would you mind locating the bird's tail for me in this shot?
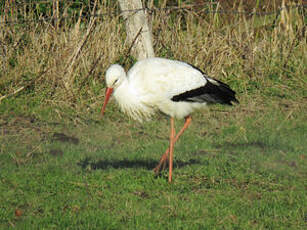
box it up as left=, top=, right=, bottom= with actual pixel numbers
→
left=205, top=78, right=239, bottom=105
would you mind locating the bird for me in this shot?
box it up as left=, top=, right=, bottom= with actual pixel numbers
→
left=101, top=57, right=239, bottom=182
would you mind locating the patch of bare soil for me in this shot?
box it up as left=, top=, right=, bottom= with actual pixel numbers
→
left=0, top=114, right=79, bottom=161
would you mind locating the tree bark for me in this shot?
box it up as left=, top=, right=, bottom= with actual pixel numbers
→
left=118, top=0, right=155, bottom=60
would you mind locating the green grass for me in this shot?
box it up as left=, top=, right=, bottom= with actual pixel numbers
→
left=0, top=1, right=306, bottom=228
left=0, top=95, right=306, bottom=229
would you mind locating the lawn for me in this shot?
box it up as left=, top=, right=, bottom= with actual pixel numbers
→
left=0, top=94, right=306, bottom=229
left=0, top=0, right=306, bottom=229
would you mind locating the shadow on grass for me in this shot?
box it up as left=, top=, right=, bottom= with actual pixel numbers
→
left=214, top=141, right=268, bottom=149
left=214, top=140, right=295, bottom=152
left=78, top=157, right=201, bottom=170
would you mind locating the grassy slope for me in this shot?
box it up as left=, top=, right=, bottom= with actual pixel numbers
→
left=0, top=1, right=306, bottom=229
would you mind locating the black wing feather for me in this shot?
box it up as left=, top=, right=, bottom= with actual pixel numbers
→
left=171, top=64, right=239, bottom=105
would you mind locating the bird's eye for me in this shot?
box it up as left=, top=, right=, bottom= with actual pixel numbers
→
left=114, top=79, right=119, bottom=85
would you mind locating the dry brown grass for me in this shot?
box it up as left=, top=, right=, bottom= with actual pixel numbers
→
left=0, top=0, right=305, bottom=113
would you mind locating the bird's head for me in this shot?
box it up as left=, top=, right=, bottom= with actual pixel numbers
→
left=101, top=64, right=126, bottom=116
left=105, top=64, right=126, bottom=89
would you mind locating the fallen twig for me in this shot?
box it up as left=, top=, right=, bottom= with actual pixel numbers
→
left=0, top=68, right=50, bottom=103
left=0, top=86, right=25, bottom=103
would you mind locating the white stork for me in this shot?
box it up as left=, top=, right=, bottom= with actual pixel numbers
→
left=101, top=57, right=238, bottom=182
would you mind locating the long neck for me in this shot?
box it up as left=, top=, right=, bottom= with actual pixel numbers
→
left=113, top=79, right=153, bottom=122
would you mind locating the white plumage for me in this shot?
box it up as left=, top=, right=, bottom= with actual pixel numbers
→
left=104, top=58, right=226, bottom=120
left=101, top=57, right=238, bottom=182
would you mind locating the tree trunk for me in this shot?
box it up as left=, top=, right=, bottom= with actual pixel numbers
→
left=118, top=0, right=155, bottom=60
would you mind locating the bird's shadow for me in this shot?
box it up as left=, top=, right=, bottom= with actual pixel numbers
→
left=77, top=157, right=201, bottom=171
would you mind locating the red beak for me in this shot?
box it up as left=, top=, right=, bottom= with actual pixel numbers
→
left=101, top=87, right=113, bottom=116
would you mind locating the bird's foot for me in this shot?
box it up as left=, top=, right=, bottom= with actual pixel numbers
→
left=153, top=151, right=169, bottom=175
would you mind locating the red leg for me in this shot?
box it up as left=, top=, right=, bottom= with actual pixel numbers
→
left=168, top=117, right=175, bottom=182
left=153, top=116, right=192, bottom=174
